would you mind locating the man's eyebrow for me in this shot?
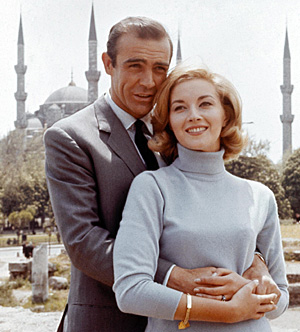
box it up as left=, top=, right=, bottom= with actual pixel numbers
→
left=123, top=58, right=169, bottom=67
left=123, top=58, right=146, bottom=64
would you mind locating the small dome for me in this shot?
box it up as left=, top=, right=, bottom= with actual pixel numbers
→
left=26, top=117, right=43, bottom=129
left=44, top=81, right=87, bottom=105
left=48, top=103, right=61, bottom=110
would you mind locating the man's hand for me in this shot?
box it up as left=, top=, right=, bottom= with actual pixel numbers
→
left=167, top=266, right=248, bottom=300
left=243, top=254, right=281, bottom=304
left=167, top=266, right=218, bottom=294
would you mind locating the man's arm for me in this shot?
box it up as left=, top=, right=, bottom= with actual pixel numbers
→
left=44, top=126, right=115, bottom=286
left=167, top=266, right=249, bottom=300
left=45, top=125, right=173, bottom=287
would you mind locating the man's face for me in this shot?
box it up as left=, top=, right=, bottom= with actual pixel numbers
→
left=103, top=33, right=171, bottom=118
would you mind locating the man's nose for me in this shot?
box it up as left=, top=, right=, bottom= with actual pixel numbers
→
left=140, top=70, right=155, bottom=89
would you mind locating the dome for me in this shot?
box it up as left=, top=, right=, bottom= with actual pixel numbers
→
left=26, top=117, right=43, bottom=129
left=44, top=80, right=87, bottom=105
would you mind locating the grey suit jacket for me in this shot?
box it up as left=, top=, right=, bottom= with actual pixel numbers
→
left=44, top=96, right=172, bottom=332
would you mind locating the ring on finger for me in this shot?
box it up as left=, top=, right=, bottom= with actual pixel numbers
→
left=221, top=295, right=226, bottom=302
left=270, top=300, right=274, bottom=305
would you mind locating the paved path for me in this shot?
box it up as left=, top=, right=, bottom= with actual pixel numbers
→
left=0, top=306, right=62, bottom=332
left=270, top=306, right=300, bottom=332
left=0, top=305, right=299, bottom=332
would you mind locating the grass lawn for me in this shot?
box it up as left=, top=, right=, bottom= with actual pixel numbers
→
left=0, top=233, right=60, bottom=247
left=280, top=223, right=300, bottom=239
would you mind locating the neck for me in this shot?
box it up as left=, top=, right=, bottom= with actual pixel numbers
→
left=172, top=144, right=225, bottom=175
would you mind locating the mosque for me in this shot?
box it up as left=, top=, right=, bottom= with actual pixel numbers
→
left=14, top=4, right=100, bottom=137
left=13, top=5, right=294, bottom=159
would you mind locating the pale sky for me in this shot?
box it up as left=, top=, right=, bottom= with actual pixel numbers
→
left=1, top=0, right=300, bottom=163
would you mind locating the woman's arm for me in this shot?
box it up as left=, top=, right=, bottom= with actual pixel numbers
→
left=174, top=281, right=277, bottom=324
left=113, top=173, right=277, bottom=323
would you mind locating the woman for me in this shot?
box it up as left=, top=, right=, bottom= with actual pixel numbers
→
left=113, top=66, right=288, bottom=331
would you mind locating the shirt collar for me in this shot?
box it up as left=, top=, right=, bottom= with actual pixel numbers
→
left=105, top=90, right=153, bottom=135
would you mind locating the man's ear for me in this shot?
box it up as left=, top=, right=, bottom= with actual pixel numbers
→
left=102, top=52, right=113, bottom=75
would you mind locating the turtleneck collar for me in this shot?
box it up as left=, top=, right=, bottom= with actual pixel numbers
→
left=172, top=144, right=226, bottom=175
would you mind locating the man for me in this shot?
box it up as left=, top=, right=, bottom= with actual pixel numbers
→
left=44, top=17, right=280, bottom=332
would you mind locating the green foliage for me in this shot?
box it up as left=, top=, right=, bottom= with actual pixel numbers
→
left=0, top=278, right=30, bottom=307
left=0, top=284, right=17, bottom=307
left=23, top=290, right=68, bottom=312
left=242, top=137, right=270, bottom=158
left=26, top=205, right=36, bottom=218
left=0, top=129, right=52, bottom=224
left=226, top=154, right=293, bottom=219
left=19, top=210, right=34, bottom=228
left=8, top=209, right=34, bottom=229
left=8, top=211, right=20, bottom=228
left=282, top=148, right=300, bottom=215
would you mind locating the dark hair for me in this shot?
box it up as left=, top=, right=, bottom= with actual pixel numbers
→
left=106, top=16, right=173, bottom=66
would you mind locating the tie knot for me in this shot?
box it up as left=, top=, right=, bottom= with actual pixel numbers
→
left=135, top=119, right=144, bottom=131
left=135, top=119, right=151, bottom=136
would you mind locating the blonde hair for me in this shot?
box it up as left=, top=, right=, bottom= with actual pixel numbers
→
left=149, top=66, right=247, bottom=164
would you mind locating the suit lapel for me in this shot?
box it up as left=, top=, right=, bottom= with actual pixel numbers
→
left=94, top=96, right=146, bottom=176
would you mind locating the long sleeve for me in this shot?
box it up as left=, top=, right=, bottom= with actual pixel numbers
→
left=256, top=189, right=289, bottom=319
left=113, top=172, right=182, bottom=319
left=44, top=126, right=115, bottom=286
left=45, top=122, right=173, bottom=288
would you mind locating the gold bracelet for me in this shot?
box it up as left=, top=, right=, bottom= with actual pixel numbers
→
left=255, top=252, right=267, bottom=267
left=178, top=293, right=192, bottom=330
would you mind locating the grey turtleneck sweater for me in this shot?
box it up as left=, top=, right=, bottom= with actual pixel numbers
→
left=113, top=145, right=289, bottom=332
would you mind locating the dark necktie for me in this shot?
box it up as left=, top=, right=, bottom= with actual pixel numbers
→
left=134, top=119, right=159, bottom=170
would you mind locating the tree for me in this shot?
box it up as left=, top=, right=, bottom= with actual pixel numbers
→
left=0, top=129, right=52, bottom=225
left=8, top=211, right=20, bottom=229
left=226, top=154, right=293, bottom=220
left=282, top=148, right=300, bottom=215
left=242, top=137, right=270, bottom=158
left=18, top=210, right=34, bottom=230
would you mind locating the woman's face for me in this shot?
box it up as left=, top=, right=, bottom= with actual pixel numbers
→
left=169, top=78, right=226, bottom=152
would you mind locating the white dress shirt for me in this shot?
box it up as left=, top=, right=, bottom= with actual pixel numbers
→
left=104, top=91, right=165, bottom=168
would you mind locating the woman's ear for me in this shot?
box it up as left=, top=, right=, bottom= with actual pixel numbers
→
left=222, top=113, right=229, bottom=128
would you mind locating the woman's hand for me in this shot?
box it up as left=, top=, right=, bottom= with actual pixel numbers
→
left=243, top=255, right=281, bottom=304
left=193, top=268, right=249, bottom=301
left=227, top=280, right=277, bottom=323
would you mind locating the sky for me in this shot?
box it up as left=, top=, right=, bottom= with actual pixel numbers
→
left=1, top=0, right=300, bottom=163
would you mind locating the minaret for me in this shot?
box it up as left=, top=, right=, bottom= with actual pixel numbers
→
left=280, top=28, right=294, bottom=157
left=176, top=28, right=182, bottom=64
left=85, top=4, right=100, bottom=103
left=14, top=14, right=27, bottom=129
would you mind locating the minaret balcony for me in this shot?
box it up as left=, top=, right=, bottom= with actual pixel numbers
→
left=14, top=119, right=28, bottom=129
left=280, top=114, right=294, bottom=123
left=85, top=70, right=101, bottom=82
left=280, top=85, right=294, bottom=94
left=14, top=64, right=27, bottom=74
left=14, top=92, right=27, bottom=101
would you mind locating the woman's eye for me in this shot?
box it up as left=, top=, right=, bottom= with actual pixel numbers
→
left=174, top=106, right=185, bottom=111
